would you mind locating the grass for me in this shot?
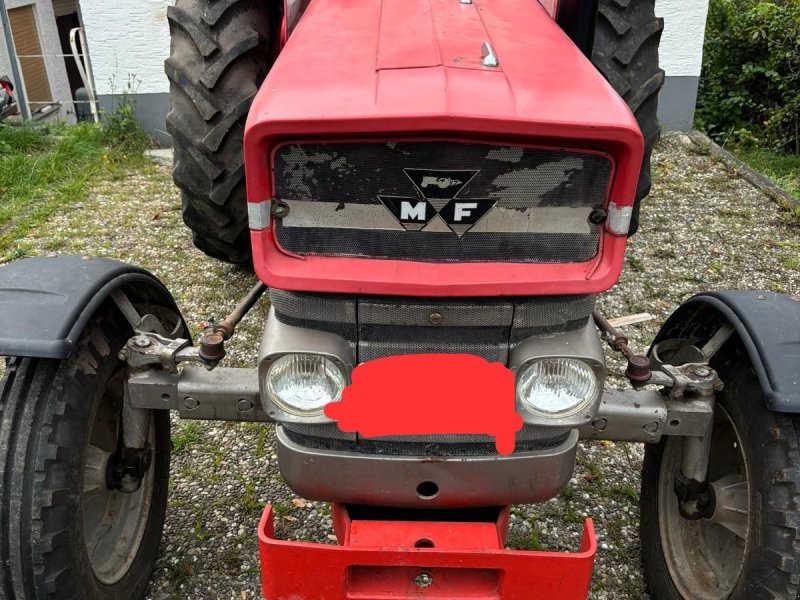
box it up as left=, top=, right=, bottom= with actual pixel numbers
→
left=731, top=147, right=800, bottom=199
left=0, top=118, right=149, bottom=261
left=172, top=422, right=203, bottom=453
left=728, top=146, right=800, bottom=226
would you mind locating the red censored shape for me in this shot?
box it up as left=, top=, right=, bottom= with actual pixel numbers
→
left=324, top=354, right=523, bottom=455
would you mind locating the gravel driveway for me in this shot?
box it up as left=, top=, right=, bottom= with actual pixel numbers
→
left=20, top=132, right=800, bottom=599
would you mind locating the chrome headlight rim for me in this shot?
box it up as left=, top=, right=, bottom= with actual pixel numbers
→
left=516, top=357, right=602, bottom=419
left=265, top=352, right=348, bottom=418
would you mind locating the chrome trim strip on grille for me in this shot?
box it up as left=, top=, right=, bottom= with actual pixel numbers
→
left=280, top=200, right=594, bottom=235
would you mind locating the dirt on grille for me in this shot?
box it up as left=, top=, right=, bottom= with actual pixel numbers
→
left=19, top=131, right=800, bottom=600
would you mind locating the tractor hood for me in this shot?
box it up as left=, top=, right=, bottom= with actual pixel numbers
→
left=244, top=0, right=644, bottom=297
left=246, top=0, right=642, bottom=140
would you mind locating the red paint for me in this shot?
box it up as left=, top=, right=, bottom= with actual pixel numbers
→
left=324, top=354, right=522, bottom=455
left=244, top=0, right=643, bottom=297
left=258, top=503, right=597, bottom=599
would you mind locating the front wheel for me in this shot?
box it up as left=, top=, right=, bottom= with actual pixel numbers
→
left=641, top=341, right=800, bottom=599
left=0, top=308, right=170, bottom=600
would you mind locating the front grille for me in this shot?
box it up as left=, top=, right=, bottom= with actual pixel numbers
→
left=270, top=289, right=595, bottom=364
left=273, top=141, right=612, bottom=263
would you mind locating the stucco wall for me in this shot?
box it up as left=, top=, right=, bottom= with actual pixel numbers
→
left=79, top=0, right=170, bottom=96
left=75, top=0, right=709, bottom=139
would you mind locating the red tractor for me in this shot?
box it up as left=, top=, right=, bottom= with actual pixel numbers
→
left=1, top=1, right=799, bottom=599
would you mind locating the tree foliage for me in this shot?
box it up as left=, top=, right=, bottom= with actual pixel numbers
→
left=696, top=0, right=800, bottom=154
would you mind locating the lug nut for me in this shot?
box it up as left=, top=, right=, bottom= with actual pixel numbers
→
left=184, top=397, right=199, bottom=410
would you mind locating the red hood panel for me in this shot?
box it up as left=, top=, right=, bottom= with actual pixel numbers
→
left=377, top=0, right=498, bottom=71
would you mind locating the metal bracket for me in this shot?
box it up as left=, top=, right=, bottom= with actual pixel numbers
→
left=119, top=331, right=193, bottom=374
left=128, top=366, right=270, bottom=423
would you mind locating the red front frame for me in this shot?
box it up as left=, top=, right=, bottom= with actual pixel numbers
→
left=245, top=0, right=644, bottom=297
left=259, top=504, right=597, bottom=599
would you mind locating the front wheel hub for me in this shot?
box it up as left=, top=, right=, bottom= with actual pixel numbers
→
left=658, top=405, right=751, bottom=599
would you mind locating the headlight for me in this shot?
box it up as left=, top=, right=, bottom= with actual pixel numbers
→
left=266, top=354, right=346, bottom=416
left=517, top=358, right=599, bottom=418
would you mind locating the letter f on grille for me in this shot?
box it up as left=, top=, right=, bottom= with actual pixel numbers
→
left=379, top=169, right=497, bottom=237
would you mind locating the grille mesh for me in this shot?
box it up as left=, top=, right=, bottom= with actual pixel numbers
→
left=269, top=290, right=595, bottom=363
left=282, top=424, right=571, bottom=457
left=273, top=141, right=611, bottom=263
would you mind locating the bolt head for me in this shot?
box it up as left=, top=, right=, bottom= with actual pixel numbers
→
left=414, top=572, right=434, bottom=589
left=183, top=396, right=199, bottom=410
left=692, top=366, right=712, bottom=378
left=644, top=422, right=660, bottom=433
left=429, top=312, right=443, bottom=325
left=592, top=418, right=608, bottom=431
left=133, top=336, right=151, bottom=348
left=237, top=399, right=254, bottom=412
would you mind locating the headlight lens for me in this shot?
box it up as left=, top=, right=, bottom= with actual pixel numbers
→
left=517, top=358, right=598, bottom=417
left=266, top=354, right=345, bottom=416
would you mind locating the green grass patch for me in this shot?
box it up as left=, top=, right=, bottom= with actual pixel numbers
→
left=730, top=147, right=800, bottom=199
left=172, top=422, right=203, bottom=454
left=0, top=120, right=148, bottom=260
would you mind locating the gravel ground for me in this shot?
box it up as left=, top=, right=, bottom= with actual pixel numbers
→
left=17, top=132, right=799, bottom=599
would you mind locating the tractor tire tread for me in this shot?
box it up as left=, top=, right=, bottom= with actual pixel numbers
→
left=167, top=0, right=273, bottom=263
left=0, top=309, right=170, bottom=599
left=592, top=0, right=664, bottom=235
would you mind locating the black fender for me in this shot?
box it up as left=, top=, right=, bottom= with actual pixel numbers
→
left=0, top=256, right=185, bottom=359
left=653, top=291, right=800, bottom=412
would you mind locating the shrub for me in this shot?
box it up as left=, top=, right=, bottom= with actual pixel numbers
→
left=696, top=0, right=800, bottom=154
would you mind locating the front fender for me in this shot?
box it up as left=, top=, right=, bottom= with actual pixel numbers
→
left=0, top=256, right=184, bottom=359
left=653, top=292, right=800, bottom=412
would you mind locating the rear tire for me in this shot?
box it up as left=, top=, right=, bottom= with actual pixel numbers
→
left=641, top=339, right=800, bottom=599
left=166, top=0, right=276, bottom=263
left=592, top=0, right=665, bottom=235
left=0, top=309, right=170, bottom=599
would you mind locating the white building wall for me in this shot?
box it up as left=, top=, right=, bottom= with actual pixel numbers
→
left=657, top=0, right=710, bottom=77
left=79, top=0, right=170, bottom=96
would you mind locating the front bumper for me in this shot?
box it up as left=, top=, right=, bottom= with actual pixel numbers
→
left=259, top=502, right=596, bottom=600
left=276, top=426, right=579, bottom=508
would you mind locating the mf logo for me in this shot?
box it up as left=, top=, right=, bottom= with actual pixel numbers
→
left=379, top=169, right=496, bottom=238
